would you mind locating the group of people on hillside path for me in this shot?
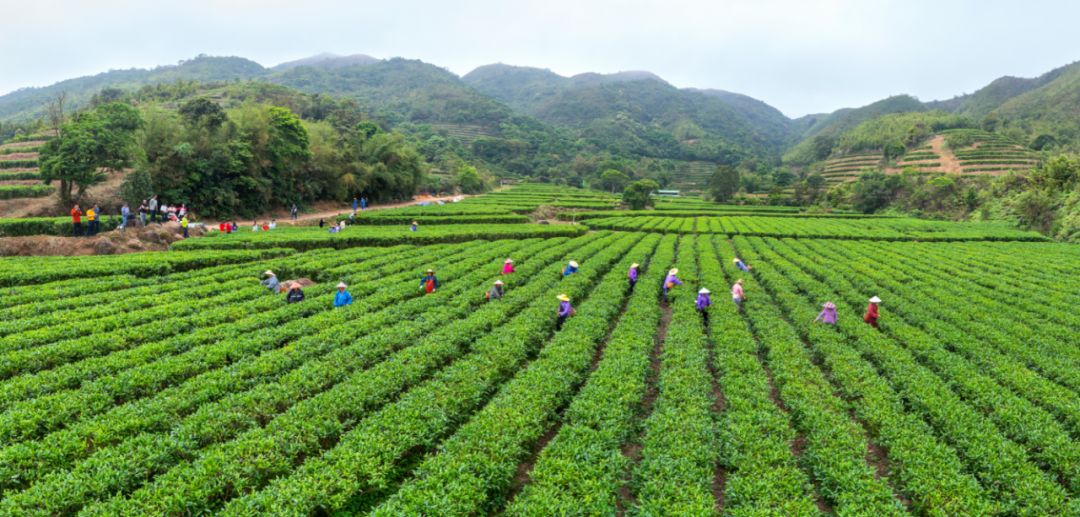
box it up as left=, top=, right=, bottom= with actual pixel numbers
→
left=70, top=196, right=191, bottom=238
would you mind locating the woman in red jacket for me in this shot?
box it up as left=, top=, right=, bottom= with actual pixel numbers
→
left=864, top=296, right=881, bottom=328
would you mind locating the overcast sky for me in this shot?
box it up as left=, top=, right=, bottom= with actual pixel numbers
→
left=2, top=0, right=1078, bottom=118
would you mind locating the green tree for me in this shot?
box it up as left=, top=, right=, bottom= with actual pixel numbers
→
left=117, top=168, right=155, bottom=207
left=178, top=97, right=227, bottom=129
left=812, top=134, right=835, bottom=161
left=600, top=169, right=630, bottom=193
left=622, top=179, right=659, bottom=210
left=39, top=103, right=144, bottom=203
left=1014, top=188, right=1057, bottom=233
left=980, top=111, right=1001, bottom=133
left=454, top=164, right=487, bottom=194
left=708, top=165, right=739, bottom=202
left=965, top=186, right=979, bottom=212
left=883, top=140, right=906, bottom=159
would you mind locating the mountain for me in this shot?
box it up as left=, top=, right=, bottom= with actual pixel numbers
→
left=461, top=63, right=667, bottom=113
left=686, top=88, right=792, bottom=148
left=783, top=95, right=927, bottom=165
left=992, top=61, right=1080, bottom=139
left=954, top=63, right=1075, bottom=121
left=271, top=52, right=381, bottom=72
left=0, top=55, right=267, bottom=121
left=267, top=57, right=515, bottom=127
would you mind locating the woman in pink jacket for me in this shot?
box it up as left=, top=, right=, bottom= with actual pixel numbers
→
left=503, top=259, right=514, bottom=275
left=732, top=279, right=745, bottom=313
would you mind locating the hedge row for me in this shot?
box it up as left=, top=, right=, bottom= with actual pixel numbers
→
left=0, top=185, right=53, bottom=200
left=0, top=171, right=41, bottom=181
left=0, top=216, right=123, bottom=237
left=170, top=224, right=589, bottom=252
left=335, top=214, right=529, bottom=225
left=0, top=159, right=38, bottom=170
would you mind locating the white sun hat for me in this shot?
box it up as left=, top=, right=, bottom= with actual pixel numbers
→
left=732, top=258, right=740, bottom=263
left=264, top=270, right=275, bottom=276
left=505, top=259, right=514, bottom=264
left=668, top=268, right=678, bottom=275
left=494, top=280, right=504, bottom=285
left=631, top=263, right=639, bottom=268
left=869, top=296, right=882, bottom=303
left=336, top=282, right=347, bottom=288
left=557, top=294, right=570, bottom=302
left=569, top=261, right=578, bottom=267
left=699, top=288, right=711, bottom=294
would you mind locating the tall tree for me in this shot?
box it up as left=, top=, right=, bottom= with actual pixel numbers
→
left=622, top=179, right=659, bottom=210
left=600, top=169, right=630, bottom=193
left=38, top=103, right=144, bottom=203
left=708, top=165, right=739, bottom=202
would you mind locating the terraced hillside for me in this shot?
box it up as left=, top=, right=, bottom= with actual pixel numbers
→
left=818, top=131, right=1039, bottom=189
left=670, top=161, right=715, bottom=191
left=0, top=132, right=50, bottom=212
left=428, top=124, right=500, bottom=147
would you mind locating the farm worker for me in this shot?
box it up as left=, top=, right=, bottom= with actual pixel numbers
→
left=732, top=279, right=745, bottom=313
left=864, top=296, right=882, bottom=329
left=503, top=259, right=515, bottom=275
left=349, top=212, right=355, bottom=221
left=411, top=221, right=419, bottom=232
left=71, top=205, right=83, bottom=237
left=696, top=288, right=712, bottom=327
left=138, top=200, right=149, bottom=226
left=286, top=283, right=306, bottom=304
left=487, top=280, right=505, bottom=301
left=361, top=197, right=368, bottom=210
left=86, top=204, right=99, bottom=237
left=663, top=268, right=683, bottom=302
left=252, top=221, right=259, bottom=231
left=319, top=218, right=325, bottom=228
left=181, top=216, right=189, bottom=238
left=421, top=269, right=438, bottom=294
left=563, top=261, right=578, bottom=277
left=261, top=271, right=281, bottom=293
left=231, top=221, right=238, bottom=232
left=179, top=204, right=187, bottom=219
left=814, top=302, right=838, bottom=325
left=291, top=204, right=298, bottom=220
left=353, top=198, right=358, bottom=212
left=219, top=222, right=227, bottom=233
left=226, top=223, right=233, bottom=235
left=334, top=282, right=353, bottom=308
left=556, top=294, right=573, bottom=331
left=149, top=196, right=159, bottom=224
left=269, top=219, right=276, bottom=229
left=262, top=222, right=269, bottom=231
left=628, top=263, right=639, bottom=293
left=733, top=258, right=751, bottom=272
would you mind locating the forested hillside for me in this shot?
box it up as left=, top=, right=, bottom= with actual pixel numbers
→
left=0, top=56, right=266, bottom=122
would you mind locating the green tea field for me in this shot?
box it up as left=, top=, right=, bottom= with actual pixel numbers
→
left=1, top=188, right=1079, bottom=516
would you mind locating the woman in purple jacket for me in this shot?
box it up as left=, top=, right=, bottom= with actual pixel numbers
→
left=663, top=268, right=683, bottom=302
left=814, top=302, right=838, bottom=326
left=628, top=263, right=639, bottom=293
left=696, top=288, right=712, bottom=327
left=556, top=294, right=572, bottom=330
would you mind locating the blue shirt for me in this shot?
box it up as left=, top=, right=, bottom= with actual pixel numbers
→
left=411, top=225, right=418, bottom=231
left=421, top=275, right=438, bottom=289
left=334, top=290, right=353, bottom=307
left=353, top=201, right=358, bottom=210
left=564, top=265, right=577, bottom=277
left=736, top=260, right=750, bottom=272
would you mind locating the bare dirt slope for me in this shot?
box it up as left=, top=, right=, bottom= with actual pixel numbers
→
left=0, top=221, right=202, bottom=257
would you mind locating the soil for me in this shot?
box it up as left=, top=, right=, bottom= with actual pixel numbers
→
left=0, top=220, right=201, bottom=257
left=0, top=141, right=44, bottom=150
left=0, top=152, right=38, bottom=161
